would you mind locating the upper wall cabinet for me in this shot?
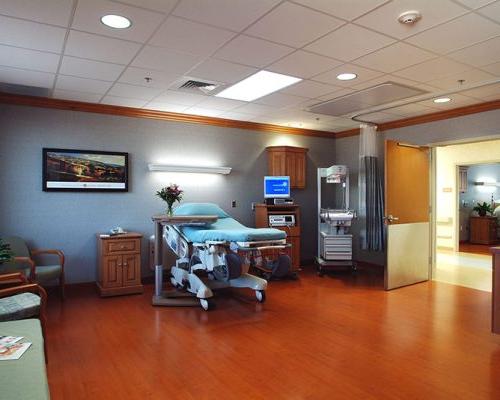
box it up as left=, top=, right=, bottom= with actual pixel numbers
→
left=266, top=146, right=308, bottom=189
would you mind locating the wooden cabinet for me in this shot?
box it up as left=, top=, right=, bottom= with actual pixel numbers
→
left=470, top=216, right=498, bottom=245
left=255, top=204, right=301, bottom=270
left=97, top=233, right=143, bottom=296
left=266, top=146, right=308, bottom=189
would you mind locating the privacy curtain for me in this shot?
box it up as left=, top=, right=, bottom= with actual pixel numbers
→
left=358, top=124, right=385, bottom=251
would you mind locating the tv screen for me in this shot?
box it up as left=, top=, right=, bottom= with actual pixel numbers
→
left=264, top=176, right=290, bottom=198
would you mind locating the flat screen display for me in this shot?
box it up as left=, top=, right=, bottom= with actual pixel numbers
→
left=264, top=176, right=290, bottom=198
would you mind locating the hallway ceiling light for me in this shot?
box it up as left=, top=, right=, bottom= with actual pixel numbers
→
left=336, top=73, right=357, bottom=81
left=433, top=97, right=451, bottom=103
left=101, top=14, right=132, bottom=29
left=216, top=70, right=301, bottom=102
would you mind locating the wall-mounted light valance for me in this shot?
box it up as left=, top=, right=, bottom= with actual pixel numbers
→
left=148, top=164, right=232, bottom=175
left=474, top=181, right=500, bottom=187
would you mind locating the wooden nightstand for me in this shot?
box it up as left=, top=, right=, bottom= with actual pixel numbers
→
left=97, top=233, right=143, bottom=297
left=470, top=216, right=498, bottom=245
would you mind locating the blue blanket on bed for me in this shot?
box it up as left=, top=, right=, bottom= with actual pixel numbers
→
left=173, top=203, right=285, bottom=243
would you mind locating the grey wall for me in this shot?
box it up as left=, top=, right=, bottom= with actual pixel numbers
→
left=334, top=109, right=500, bottom=265
left=0, top=104, right=336, bottom=283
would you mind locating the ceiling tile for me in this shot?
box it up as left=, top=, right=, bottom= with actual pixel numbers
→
left=101, top=95, right=148, bottom=107
left=72, top=0, right=165, bottom=43
left=183, top=106, right=224, bottom=117
left=107, top=82, right=164, bottom=100
left=481, top=61, right=500, bottom=76
left=387, top=102, right=435, bottom=117
left=313, top=63, right=384, bottom=86
left=477, top=0, right=500, bottom=21
left=172, top=0, right=281, bottom=31
left=188, top=59, right=257, bottom=84
left=55, top=75, right=113, bottom=94
left=355, top=0, right=468, bottom=39
left=149, top=17, right=235, bottom=56
left=292, top=0, right=389, bottom=21
left=268, top=50, right=342, bottom=79
left=317, top=88, right=355, bottom=100
left=305, top=24, right=395, bottom=62
left=52, top=89, right=103, bottom=103
left=0, top=0, right=73, bottom=26
left=426, top=68, right=495, bottom=90
left=447, top=36, right=500, bottom=67
left=0, top=45, right=60, bottom=73
left=417, top=93, right=480, bottom=109
left=350, top=74, right=424, bottom=91
left=194, top=97, right=246, bottom=111
left=118, top=66, right=178, bottom=88
left=0, top=15, right=66, bottom=53
left=353, top=42, right=436, bottom=73
left=214, top=35, right=294, bottom=68
left=154, top=90, right=207, bottom=106
left=65, top=30, right=141, bottom=64
left=406, top=13, right=500, bottom=54
left=116, top=0, right=178, bottom=13
left=255, top=92, right=308, bottom=107
left=60, top=56, right=125, bottom=81
left=219, top=111, right=257, bottom=120
left=454, top=0, right=497, bottom=9
left=234, top=103, right=277, bottom=115
left=145, top=101, right=189, bottom=112
left=458, top=82, right=500, bottom=99
left=281, top=79, right=340, bottom=98
left=393, top=58, right=471, bottom=82
left=245, top=2, right=344, bottom=48
left=360, top=111, right=401, bottom=123
left=0, top=65, right=55, bottom=88
left=131, top=45, right=202, bottom=73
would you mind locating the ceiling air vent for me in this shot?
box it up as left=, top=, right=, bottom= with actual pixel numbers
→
left=309, top=82, right=427, bottom=117
left=175, top=77, right=221, bottom=95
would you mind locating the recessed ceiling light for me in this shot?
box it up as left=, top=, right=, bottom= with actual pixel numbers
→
left=336, top=73, right=357, bottom=81
left=215, top=70, right=301, bottom=102
left=101, top=14, right=132, bottom=29
left=433, top=97, right=451, bottom=103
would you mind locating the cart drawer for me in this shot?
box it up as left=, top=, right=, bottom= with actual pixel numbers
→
left=322, top=237, right=352, bottom=246
left=324, top=244, right=352, bottom=253
left=324, top=252, right=352, bottom=260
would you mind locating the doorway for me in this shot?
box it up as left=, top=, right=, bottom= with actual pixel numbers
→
left=433, top=140, right=500, bottom=292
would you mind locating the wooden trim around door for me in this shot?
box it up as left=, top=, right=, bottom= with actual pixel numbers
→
left=0, top=92, right=335, bottom=138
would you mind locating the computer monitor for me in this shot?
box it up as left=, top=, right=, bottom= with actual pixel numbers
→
left=264, top=176, right=290, bottom=198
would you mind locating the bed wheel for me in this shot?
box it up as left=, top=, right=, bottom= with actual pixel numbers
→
left=200, top=298, right=215, bottom=311
left=255, top=290, right=266, bottom=303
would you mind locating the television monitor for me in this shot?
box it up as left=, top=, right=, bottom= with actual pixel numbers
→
left=264, top=176, right=290, bottom=198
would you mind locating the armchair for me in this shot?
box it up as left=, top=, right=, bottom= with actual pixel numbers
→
left=1, top=236, right=65, bottom=299
left=0, top=272, right=48, bottom=358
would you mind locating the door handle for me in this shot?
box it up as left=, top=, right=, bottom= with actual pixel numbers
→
left=384, top=215, right=399, bottom=223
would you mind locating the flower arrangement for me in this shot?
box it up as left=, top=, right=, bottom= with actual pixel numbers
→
left=473, top=201, right=493, bottom=217
left=0, top=238, right=13, bottom=264
left=156, top=184, right=183, bottom=216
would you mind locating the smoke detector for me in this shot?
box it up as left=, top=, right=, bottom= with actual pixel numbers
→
left=398, top=11, right=422, bottom=25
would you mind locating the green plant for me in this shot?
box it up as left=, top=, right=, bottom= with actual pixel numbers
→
left=156, top=184, right=183, bottom=215
left=0, top=238, right=13, bottom=264
left=473, top=202, right=493, bottom=217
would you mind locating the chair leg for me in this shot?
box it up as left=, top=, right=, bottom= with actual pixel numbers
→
left=59, top=273, right=65, bottom=301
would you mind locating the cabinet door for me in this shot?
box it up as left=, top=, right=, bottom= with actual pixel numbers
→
left=286, top=153, right=296, bottom=187
left=294, top=152, right=306, bottom=189
left=286, top=236, right=301, bottom=270
left=102, top=255, right=122, bottom=288
left=122, top=254, right=141, bottom=286
left=269, top=151, right=287, bottom=176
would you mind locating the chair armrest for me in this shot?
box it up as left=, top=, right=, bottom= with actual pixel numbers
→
left=31, top=249, right=65, bottom=270
left=0, top=272, right=28, bottom=283
left=13, top=257, right=36, bottom=280
left=0, top=284, right=47, bottom=322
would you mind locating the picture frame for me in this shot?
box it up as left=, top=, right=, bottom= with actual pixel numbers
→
left=42, top=148, right=129, bottom=192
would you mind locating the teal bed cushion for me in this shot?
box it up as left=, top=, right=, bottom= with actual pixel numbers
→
left=179, top=217, right=286, bottom=243
left=174, top=203, right=230, bottom=218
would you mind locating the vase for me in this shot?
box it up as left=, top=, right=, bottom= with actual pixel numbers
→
left=166, top=204, right=174, bottom=216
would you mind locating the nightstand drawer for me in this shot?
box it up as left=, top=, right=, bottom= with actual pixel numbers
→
left=105, top=239, right=139, bottom=254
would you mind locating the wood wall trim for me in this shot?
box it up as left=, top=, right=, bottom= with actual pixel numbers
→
left=334, top=99, right=500, bottom=138
left=0, top=92, right=336, bottom=138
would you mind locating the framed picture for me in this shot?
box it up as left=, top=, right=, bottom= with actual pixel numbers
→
left=42, top=148, right=128, bottom=192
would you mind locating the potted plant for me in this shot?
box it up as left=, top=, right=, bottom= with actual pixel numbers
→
left=473, top=201, right=493, bottom=217
left=0, top=238, right=13, bottom=264
left=156, top=184, right=184, bottom=216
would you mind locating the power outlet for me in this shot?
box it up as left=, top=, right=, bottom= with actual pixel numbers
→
left=251, top=202, right=256, bottom=211
left=231, top=200, right=237, bottom=208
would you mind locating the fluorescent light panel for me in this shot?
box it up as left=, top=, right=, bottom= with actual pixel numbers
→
left=215, top=70, right=301, bottom=102
left=148, top=164, right=232, bottom=175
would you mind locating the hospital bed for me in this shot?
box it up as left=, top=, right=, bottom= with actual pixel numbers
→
left=152, top=203, right=291, bottom=310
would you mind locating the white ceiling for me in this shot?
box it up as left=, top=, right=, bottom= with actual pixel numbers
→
left=0, top=0, right=499, bottom=132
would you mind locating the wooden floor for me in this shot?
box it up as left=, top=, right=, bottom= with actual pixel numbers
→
left=45, top=269, right=500, bottom=400
left=459, top=242, right=496, bottom=256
